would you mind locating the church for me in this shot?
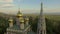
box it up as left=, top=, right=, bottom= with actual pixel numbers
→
left=6, top=9, right=31, bottom=34
left=6, top=2, right=46, bottom=34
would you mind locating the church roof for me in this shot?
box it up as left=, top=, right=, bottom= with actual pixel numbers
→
left=7, top=25, right=31, bottom=34
left=7, top=24, right=30, bottom=30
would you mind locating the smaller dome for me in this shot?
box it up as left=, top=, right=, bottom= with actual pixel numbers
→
left=20, top=19, right=24, bottom=23
left=20, top=20, right=24, bottom=23
left=8, top=17, right=13, bottom=22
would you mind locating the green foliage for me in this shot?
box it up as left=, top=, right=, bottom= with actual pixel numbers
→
left=31, top=17, right=38, bottom=32
left=29, top=16, right=33, bottom=25
left=57, top=21, right=60, bottom=34
left=45, top=18, right=54, bottom=34
left=0, top=17, right=8, bottom=34
left=45, top=17, right=60, bottom=34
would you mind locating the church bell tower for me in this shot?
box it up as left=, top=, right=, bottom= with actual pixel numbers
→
left=37, top=2, right=46, bottom=34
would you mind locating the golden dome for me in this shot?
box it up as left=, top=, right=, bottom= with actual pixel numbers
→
left=17, top=10, right=23, bottom=17
left=19, top=17, right=23, bottom=20
left=17, top=14, right=23, bottom=17
left=25, top=18, right=29, bottom=21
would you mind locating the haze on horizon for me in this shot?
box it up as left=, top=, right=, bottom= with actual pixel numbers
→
left=0, top=0, right=60, bottom=14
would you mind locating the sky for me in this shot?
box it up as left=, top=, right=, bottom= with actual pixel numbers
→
left=0, top=0, right=60, bottom=14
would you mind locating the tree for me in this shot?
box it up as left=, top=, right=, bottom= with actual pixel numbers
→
left=0, top=16, right=8, bottom=34
left=29, top=16, right=33, bottom=25
left=31, top=16, right=38, bottom=32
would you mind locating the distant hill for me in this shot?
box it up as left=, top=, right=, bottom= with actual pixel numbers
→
left=0, top=12, right=14, bottom=19
left=0, top=12, right=60, bottom=19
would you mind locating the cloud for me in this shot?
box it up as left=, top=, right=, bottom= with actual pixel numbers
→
left=0, top=0, right=13, bottom=3
left=0, top=4, right=15, bottom=8
left=4, top=0, right=13, bottom=2
left=0, top=0, right=15, bottom=8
